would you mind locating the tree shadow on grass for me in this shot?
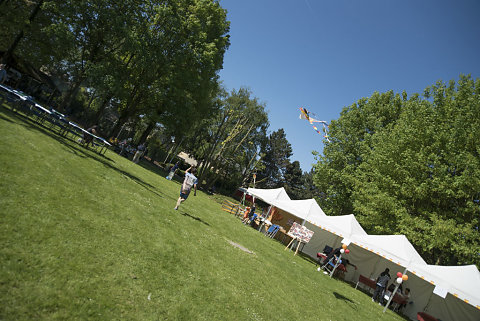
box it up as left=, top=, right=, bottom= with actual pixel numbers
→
left=1, top=106, right=167, bottom=199
left=0, top=112, right=14, bottom=123
left=137, top=160, right=167, bottom=177
left=182, top=212, right=210, bottom=226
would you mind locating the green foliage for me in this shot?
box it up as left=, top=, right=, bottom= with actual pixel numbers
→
left=185, top=87, right=269, bottom=192
left=284, top=161, right=303, bottom=200
left=257, top=128, right=293, bottom=188
left=0, top=0, right=230, bottom=138
left=314, top=75, right=480, bottom=266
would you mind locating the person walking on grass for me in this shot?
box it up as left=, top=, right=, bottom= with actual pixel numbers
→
left=174, top=166, right=198, bottom=210
left=166, top=161, right=179, bottom=180
left=372, top=268, right=391, bottom=305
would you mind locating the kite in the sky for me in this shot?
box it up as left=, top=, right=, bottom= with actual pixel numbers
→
left=299, top=107, right=330, bottom=142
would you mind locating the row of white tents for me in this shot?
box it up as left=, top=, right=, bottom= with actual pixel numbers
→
left=246, top=187, right=480, bottom=321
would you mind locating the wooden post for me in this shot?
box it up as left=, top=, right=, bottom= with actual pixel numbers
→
left=284, top=238, right=295, bottom=251
left=294, top=240, right=302, bottom=256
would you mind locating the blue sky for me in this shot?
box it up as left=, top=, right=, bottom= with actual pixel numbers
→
left=218, top=0, right=480, bottom=172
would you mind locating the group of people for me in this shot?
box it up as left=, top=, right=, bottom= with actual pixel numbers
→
left=114, top=138, right=147, bottom=163
left=318, top=250, right=411, bottom=313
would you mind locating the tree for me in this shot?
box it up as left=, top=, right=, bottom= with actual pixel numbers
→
left=313, top=90, right=403, bottom=216
left=185, top=87, right=268, bottom=191
left=353, top=76, right=480, bottom=266
left=284, top=161, right=303, bottom=200
left=314, top=75, right=480, bottom=266
left=0, top=0, right=45, bottom=65
left=257, top=128, right=293, bottom=189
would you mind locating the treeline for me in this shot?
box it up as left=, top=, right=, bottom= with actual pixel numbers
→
left=314, top=75, right=480, bottom=267
left=0, top=0, right=316, bottom=196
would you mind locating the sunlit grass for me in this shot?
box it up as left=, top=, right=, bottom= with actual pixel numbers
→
left=0, top=106, right=406, bottom=320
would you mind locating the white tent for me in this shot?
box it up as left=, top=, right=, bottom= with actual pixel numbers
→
left=406, top=263, right=480, bottom=321
left=301, top=215, right=368, bottom=261
left=265, top=198, right=327, bottom=222
left=349, top=234, right=427, bottom=268
left=343, top=235, right=480, bottom=321
left=246, top=187, right=291, bottom=203
left=243, top=188, right=480, bottom=320
left=308, top=214, right=367, bottom=239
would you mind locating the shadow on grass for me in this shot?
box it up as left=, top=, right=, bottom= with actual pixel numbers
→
left=137, top=160, right=167, bottom=177
left=0, top=112, right=14, bottom=123
left=333, top=291, right=356, bottom=305
left=182, top=212, right=210, bottom=226
left=297, top=251, right=320, bottom=266
left=1, top=106, right=168, bottom=199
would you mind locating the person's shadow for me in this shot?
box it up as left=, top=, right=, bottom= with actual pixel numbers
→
left=181, top=212, right=210, bottom=226
left=333, top=291, right=357, bottom=309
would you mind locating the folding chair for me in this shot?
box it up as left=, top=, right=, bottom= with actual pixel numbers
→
left=266, top=224, right=280, bottom=238
left=322, top=256, right=337, bottom=272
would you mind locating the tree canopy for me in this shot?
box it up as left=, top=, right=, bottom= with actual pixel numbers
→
left=314, top=75, right=480, bottom=266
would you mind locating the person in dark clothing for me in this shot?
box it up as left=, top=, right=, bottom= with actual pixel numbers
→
left=83, top=125, right=98, bottom=148
left=166, top=161, right=179, bottom=180
left=372, top=268, right=391, bottom=305
left=321, top=247, right=341, bottom=266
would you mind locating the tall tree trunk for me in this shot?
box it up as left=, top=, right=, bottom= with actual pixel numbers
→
left=137, top=121, right=155, bottom=145
left=240, top=151, right=259, bottom=186
left=198, top=113, right=229, bottom=178
left=60, top=78, right=84, bottom=113
left=108, top=84, right=141, bottom=137
left=94, top=94, right=113, bottom=123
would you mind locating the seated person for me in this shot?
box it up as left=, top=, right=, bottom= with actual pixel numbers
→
left=241, top=207, right=251, bottom=224
left=388, top=282, right=403, bottom=294
left=321, top=246, right=341, bottom=266
left=398, top=288, right=411, bottom=312
left=317, top=245, right=332, bottom=265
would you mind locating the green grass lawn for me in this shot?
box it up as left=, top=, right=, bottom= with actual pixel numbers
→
left=0, top=105, right=407, bottom=320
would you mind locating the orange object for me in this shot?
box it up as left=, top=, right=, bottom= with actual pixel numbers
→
left=243, top=207, right=250, bottom=219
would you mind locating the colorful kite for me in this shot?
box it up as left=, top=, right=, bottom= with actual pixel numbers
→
left=299, top=107, right=330, bottom=142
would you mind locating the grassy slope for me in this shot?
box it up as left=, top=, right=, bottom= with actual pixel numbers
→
left=0, top=106, right=405, bottom=321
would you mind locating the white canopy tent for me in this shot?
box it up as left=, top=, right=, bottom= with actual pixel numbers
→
left=265, top=198, right=327, bottom=222
left=246, top=187, right=291, bottom=203
left=349, top=234, right=427, bottom=268
left=344, top=234, right=480, bottom=321
left=406, top=263, right=480, bottom=321
left=308, top=214, right=367, bottom=239
left=301, top=214, right=368, bottom=261
left=242, top=188, right=480, bottom=320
